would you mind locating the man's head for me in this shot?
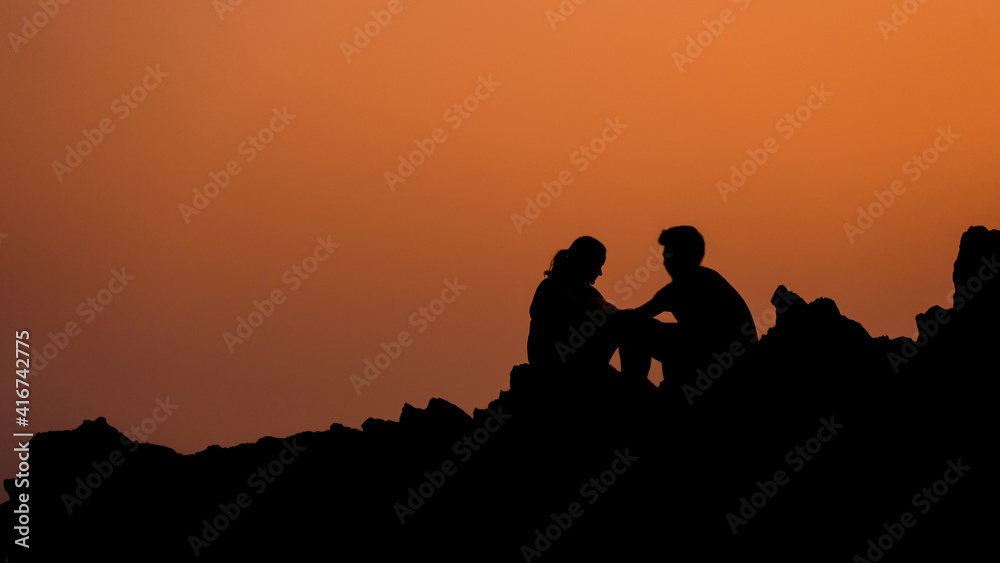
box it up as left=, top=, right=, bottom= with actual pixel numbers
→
left=658, top=226, right=704, bottom=278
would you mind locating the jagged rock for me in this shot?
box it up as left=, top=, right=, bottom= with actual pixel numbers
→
left=399, top=398, right=472, bottom=431
left=2, top=226, right=995, bottom=563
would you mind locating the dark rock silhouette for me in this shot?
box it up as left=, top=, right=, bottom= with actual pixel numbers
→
left=3, top=227, right=996, bottom=562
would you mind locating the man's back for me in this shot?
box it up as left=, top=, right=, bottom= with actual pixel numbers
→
left=651, top=266, right=756, bottom=345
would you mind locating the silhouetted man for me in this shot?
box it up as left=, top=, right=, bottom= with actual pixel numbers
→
left=621, top=226, right=756, bottom=386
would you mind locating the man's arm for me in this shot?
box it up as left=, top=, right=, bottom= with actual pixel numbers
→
left=632, top=299, right=661, bottom=317
left=632, top=285, right=671, bottom=317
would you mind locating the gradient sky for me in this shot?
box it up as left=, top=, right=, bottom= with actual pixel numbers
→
left=2, top=0, right=999, bottom=500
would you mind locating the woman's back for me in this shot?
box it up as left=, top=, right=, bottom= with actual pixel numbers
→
left=527, top=273, right=616, bottom=370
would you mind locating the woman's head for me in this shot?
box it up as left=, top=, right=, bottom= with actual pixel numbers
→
left=546, top=236, right=606, bottom=284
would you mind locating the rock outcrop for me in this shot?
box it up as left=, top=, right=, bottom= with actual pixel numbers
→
left=3, top=227, right=996, bottom=563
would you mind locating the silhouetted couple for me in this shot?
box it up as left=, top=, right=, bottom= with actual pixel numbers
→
left=527, top=227, right=757, bottom=389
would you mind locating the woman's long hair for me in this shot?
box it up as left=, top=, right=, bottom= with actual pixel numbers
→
left=545, top=236, right=606, bottom=277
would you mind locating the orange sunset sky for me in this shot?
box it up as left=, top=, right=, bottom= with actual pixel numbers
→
left=1, top=0, right=999, bottom=500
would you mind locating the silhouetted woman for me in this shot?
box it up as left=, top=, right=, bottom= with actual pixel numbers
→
left=527, top=236, right=621, bottom=373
